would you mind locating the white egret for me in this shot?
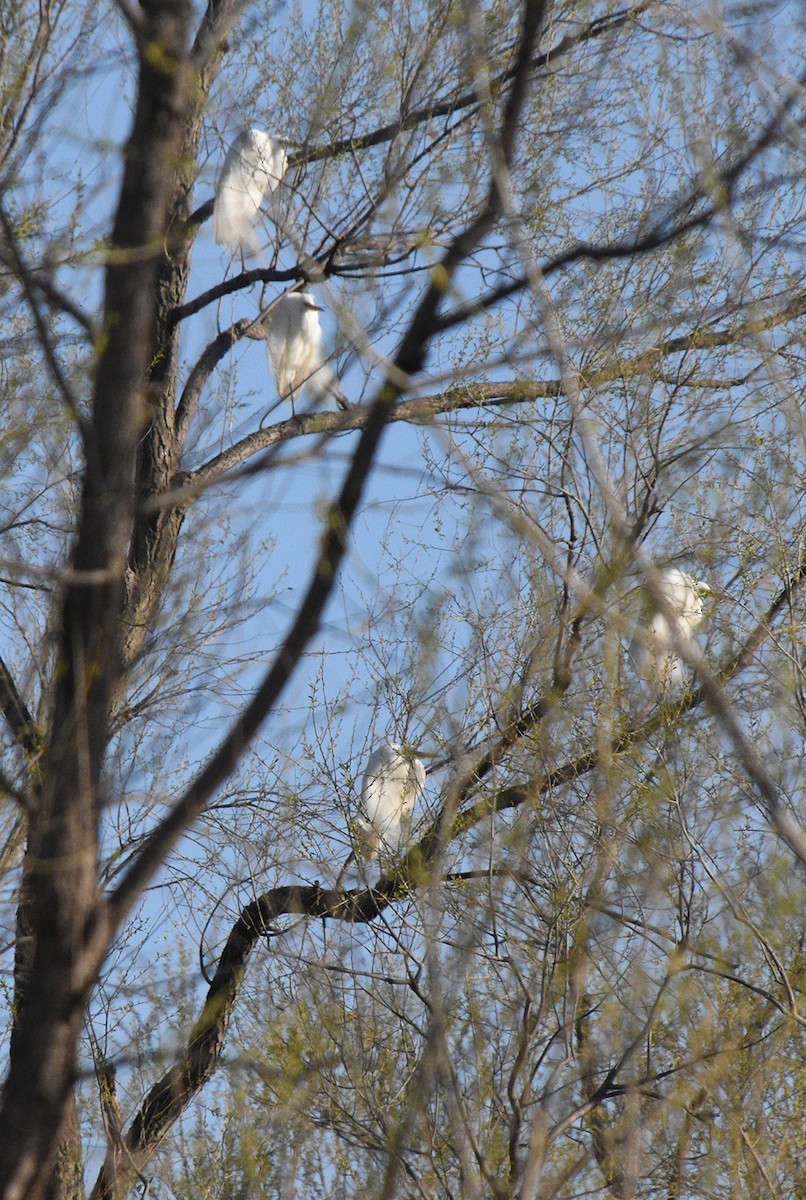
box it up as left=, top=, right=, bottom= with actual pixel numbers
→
left=259, top=291, right=348, bottom=411
left=355, top=742, right=427, bottom=860
left=629, top=567, right=711, bottom=689
left=214, top=128, right=287, bottom=255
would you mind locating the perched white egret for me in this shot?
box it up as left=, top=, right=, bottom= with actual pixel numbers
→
left=261, top=291, right=348, bottom=410
left=355, top=743, right=427, bottom=860
left=214, top=128, right=287, bottom=255
left=629, top=567, right=711, bottom=689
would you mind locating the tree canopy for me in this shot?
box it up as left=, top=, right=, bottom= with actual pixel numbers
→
left=0, top=0, right=804, bottom=1197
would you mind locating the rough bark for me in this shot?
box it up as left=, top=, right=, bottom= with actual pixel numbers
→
left=121, top=0, right=242, bottom=670
left=0, top=1, right=194, bottom=1195
left=45, top=1094, right=85, bottom=1200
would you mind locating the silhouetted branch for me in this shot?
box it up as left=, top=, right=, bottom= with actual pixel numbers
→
left=0, top=655, right=40, bottom=759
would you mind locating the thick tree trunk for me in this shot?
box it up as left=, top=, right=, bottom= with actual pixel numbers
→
left=0, top=2, right=193, bottom=1195
left=122, top=108, right=203, bottom=669
left=45, top=1094, right=85, bottom=1200
left=122, top=1, right=235, bottom=668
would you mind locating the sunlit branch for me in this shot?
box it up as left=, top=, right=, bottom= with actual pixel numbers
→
left=179, top=275, right=803, bottom=491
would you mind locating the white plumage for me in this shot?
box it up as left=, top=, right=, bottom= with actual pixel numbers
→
left=214, top=128, right=287, bottom=254
left=263, top=291, right=346, bottom=409
left=356, top=743, right=427, bottom=860
left=629, top=568, right=710, bottom=688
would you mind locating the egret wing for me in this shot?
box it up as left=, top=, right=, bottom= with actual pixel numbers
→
left=214, top=129, right=287, bottom=253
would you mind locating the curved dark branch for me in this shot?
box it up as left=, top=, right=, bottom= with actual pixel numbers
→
left=175, top=317, right=258, bottom=443
left=88, top=877, right=397, bottom=1200
left=169, top=264, right=302, bottom=327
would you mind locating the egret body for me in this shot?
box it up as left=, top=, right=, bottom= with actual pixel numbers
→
left=214, top=128, right=287, bottom=254
left=630, top=568, right=710, bottom=688
left=356, top=743, right=426, bottom=860
left=262, top=291, right=347, bottom=410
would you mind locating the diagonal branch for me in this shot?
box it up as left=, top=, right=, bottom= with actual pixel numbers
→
left=0, top=655, right=40, bottom=761
left=109, top=383, right=399, bottom=927
left=302, top=2, right=650, bottom=166
left=107, top=0, right=549, bottom=935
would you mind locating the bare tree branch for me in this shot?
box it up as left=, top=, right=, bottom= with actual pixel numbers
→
left=168, top=285, right=802, bottom=498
